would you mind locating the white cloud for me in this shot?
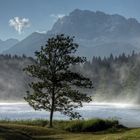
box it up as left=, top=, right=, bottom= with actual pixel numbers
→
left=50, top=14, right=65, bottom=20
left=9, top=17, right=30, bottom=34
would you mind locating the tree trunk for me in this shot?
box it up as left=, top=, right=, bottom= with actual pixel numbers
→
left=49, top=87, right=55, bottom=128
left=49, top=106, right=54, bottom=127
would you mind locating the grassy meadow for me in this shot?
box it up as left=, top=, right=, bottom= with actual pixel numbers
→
left=0, top=119, right=139, bottom=140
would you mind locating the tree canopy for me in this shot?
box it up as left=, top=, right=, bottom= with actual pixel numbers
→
left=24, top=34, right=93, bottom=127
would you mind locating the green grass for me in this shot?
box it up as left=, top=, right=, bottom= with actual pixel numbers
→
left=32, top=129, right=140, bottom=140
left=64, top=119, right=123, bottom=132
left=0, top=125, right=31, bottom=140
left=0, top=119, right=49, bottom=127
left=0, top=119, right=138, bottom=140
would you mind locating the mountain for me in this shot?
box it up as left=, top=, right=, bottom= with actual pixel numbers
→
left=0, top=38, right=18, bottom=53
left=48, top=9, right=140, bottom=58
left=49, top=9, right=140, bottom=39
left=4, top=9, right=140, bottom=58
left=4, top=32, right=48, bottom=56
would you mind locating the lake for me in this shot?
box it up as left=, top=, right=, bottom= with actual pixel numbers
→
left=0, top=102, right=140, bottom=127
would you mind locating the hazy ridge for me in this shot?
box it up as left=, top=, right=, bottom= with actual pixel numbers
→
left=3, top=9, right=140, bottom=59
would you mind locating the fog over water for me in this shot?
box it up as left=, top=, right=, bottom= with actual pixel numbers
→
left=0, top=55, right=139, bottom=128
left=0, top=102, right=139, bottom=128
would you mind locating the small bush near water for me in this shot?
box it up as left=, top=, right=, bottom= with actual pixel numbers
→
left=65, top=119, right=125, bottom=132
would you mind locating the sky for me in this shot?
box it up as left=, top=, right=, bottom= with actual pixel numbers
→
left=1, top=0, right=140, bottom=40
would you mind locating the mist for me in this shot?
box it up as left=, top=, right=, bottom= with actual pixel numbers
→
left=72, top=51, right=140, bottom=104
left=0, top=52, right=140, bottom=105
left=0, top=55, right=33, bottom=101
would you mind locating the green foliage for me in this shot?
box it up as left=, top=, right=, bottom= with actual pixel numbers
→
left=24, top=34, right=93, bottom=127
left=65, top=119, right=120, bottom=132
left=0, top=119, right=124, bottom=131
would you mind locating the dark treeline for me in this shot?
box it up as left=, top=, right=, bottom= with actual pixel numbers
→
left=0, top=52, right=140, bottom=103
left=73, top=51, right=140, bottom=103
left=0, top=54, right=33, bottom=60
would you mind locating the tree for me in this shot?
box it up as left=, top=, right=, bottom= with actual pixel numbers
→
left=24, top=34, right=93, bottom=127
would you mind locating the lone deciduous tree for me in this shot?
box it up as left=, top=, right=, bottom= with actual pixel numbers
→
left=24, top=34, right=93, bottom=127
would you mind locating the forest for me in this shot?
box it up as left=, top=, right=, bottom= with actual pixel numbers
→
left=0, top=51, right=140, bottom=103
left=73, top=51, right=140, bottom=103
left=0, top=54, right=33, bottom=100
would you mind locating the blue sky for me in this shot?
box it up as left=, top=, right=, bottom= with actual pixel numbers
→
left=1, top=0, right=140, bottom=40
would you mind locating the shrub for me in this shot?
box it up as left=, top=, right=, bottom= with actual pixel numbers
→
left=65, top=119, right=120, bottom=132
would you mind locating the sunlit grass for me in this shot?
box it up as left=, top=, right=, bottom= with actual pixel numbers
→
left=0, top=119, right=139, bottom=140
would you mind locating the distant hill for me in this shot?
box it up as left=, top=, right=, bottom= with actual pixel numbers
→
left=4, top=9, right=140, bottom=58
left=3, top=32, right=49, bottom=56
left=0, top=38, right=18, bottom=53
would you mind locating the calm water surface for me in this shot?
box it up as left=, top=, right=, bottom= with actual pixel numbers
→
left=0, top=102, right=140, bottom=127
